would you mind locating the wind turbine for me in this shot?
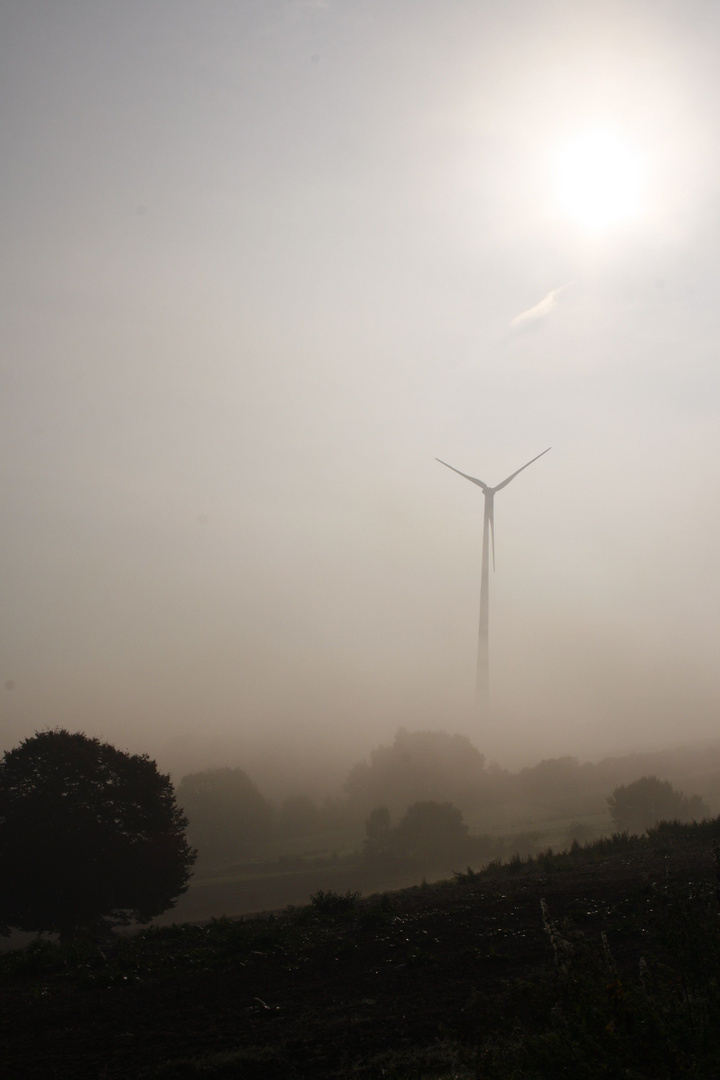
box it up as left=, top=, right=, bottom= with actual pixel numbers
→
left=436, top=447, right=551, bottom=707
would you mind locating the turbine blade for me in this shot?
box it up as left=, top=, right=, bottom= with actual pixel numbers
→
left=492, top=447, right=551, bottom=492
left=435, top=458, right=488, bottom=490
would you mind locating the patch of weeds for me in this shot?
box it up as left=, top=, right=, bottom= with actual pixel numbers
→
left=452, top=867, right=479, bottom=881
left=589, top=831, right=646, bottom=856
left=481, top=858, right=504, bottom=876
left=310, top=889, right=360, bottom=915
left=534, top=848, right=556, bottom=872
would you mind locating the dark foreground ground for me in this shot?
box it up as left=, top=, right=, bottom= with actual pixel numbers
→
left=4, top=822, right=720, bottom=1079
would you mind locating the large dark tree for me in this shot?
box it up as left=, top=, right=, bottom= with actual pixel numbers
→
left=0, top=729, right=196, bottom=940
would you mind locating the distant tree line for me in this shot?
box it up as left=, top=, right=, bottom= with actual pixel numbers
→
left=341, top=729, right=716, bottom=820
left=175, top=729, right=716, bottom=866
left=4, top=727, right=709, bottom=942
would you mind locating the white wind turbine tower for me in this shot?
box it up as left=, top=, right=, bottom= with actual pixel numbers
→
left=436, top=448, right=551, bottom=707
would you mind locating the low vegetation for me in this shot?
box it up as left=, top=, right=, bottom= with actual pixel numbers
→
left=4, top=817, right=720, bottom=1077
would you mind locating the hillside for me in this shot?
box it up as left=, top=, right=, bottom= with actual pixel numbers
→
left=3, top=820, right=720, bottom=1079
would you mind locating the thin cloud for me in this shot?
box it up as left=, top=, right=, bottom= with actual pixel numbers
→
left=511, top=282, right=573, bottom=329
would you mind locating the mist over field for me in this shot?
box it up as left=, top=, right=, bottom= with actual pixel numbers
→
left=3, top=1, right=720, bottom=783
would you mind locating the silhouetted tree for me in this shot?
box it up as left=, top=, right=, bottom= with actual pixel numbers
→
left=608, top=775, right=707, bottom=834
left=177, top=767, right=275, bottom=861
left=0, top=729, right=195, bottom=940
left=393, top=800, right=469, bottom=859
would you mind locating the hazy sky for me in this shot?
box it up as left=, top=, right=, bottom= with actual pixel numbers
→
left=3, top=0, right=720, bottom=783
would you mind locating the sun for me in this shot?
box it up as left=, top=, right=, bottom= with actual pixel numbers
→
left=554, top=127, right=644, bottom=231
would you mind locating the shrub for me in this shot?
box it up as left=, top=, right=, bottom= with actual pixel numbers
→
left=608, top=776, right=708, bottom=835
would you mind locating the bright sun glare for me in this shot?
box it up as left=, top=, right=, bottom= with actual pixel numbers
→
left=555, top=127, right=644, bottom=231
